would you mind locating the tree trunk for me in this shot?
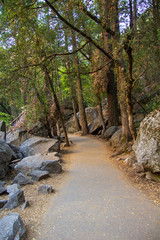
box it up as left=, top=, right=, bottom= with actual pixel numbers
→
left=41, top=64, right=70, bottom=146
left=101, top=0, right=119, bottom=127
left=71, top=29, right=88, bottom=135
left=97, top=94, right=106, bottom=134
left=111, top=0, right=131, bottom=141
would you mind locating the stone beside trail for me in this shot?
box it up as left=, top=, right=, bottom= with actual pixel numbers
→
left=133, top=109, right=160, bottom=172
left=0, top=213, right=26, bottom=240
left=20, top=136, right=60, bottom=157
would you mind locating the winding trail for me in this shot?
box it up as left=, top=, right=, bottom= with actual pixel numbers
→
left=38, top=135, right=160, bottom=240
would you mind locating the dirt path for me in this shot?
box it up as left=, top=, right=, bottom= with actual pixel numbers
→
left=37, top=135, right=160, bottom=240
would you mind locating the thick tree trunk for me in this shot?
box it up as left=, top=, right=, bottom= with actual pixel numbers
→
left=111, top=0, right=131, bottom=141
left=101, top=0, right=119, bottom=127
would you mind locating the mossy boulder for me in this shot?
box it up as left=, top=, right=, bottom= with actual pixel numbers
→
left=133, top=109, right=160, bottom=172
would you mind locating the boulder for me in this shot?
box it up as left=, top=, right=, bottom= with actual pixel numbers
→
left=110, top=128, right=122, bottom=147
left=40, top=160, right=62, bottom=174
left=89, top=117, right=108, bottom=135
left=7, top=184, right=21, bottom=197
left=0, top=200, right=7, bottom=208
left=6, top=128, right=30, bottom=147
left=4, top=189, right=25, bottom=209
left=30, top=170, right=49, bottom=181
left=15, top=154, right=60, bottom=174
left=12, top=173, right=33, bottom=185
left=20, top=136, right=60, bottom=157
left=0, top=185, right=6, bottom=195
left=0, top=180, right=5, bottom=186
left=28, top=122, right=49, bottom=137
left=103, top=126, right=119, bottom=140
left=0, top=213, right=26, bottom=240
left=133, top=109, right=160, bottom=172
left=66, top=107, right=99, bottom=133
left=0, top=140, right=17, bottom=179
left=85, top=107, right=99, bottom=125
left=0, top=131, right=5, bottom=141
left=38, top=185, right=54, bottom=194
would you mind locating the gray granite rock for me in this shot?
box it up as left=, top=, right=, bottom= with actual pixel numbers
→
left=12, top=173, right=33, bottom=185
left=38, top=185, right=54, bottom=194
left=30, top=170, right=49, bottom=181
left=103, top=126, right=119, bottom=140
left=7, top=184, right=21, bottom=197
left=133, top=109, right=160, bottom=172
left=40, top=160, right=62, bottom=174
left=0, top=180, right=6, bottom=186
left=20, top=136, right=60, bottom=157
left=0, top=213, right=26, bottom=240
left=4, top=189, right=25, bottom=209
left=0, top=185, right=6, bottom=195
left=15, top=154, right=60, bottom=174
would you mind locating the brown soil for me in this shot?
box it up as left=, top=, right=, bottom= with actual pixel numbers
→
left=0, top=135, right=159, bottom=240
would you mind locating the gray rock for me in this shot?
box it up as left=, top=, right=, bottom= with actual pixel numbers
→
left=7, top=184, right=21, bottom=197
left=4, top=189, right=25, bottom=209
left=6, top=128, right=30, bottom=147
left=0, top=200, right=7, bottom=208
left=89, top=117, right=103, bottom=134
left=0, top=131, right=5, bottom=141
left=0, top=121, right=6, bottom=141
left=110, top=128, right=122, bottom=147
left=85, top=107, right=99, bottom=125
left=38, top=185, right=54, bottom=194
left=0, top=180, right=5, bottom=186
left=0, top=185, right=6, bottom=195
left=133, top=163, right=144, bottom=173
left=40, top=160, right=62, bottom=174
left=21, top=200, right=30, bottom=210
left=0, top=140, right=17, bottom=179
left=133, top=109, right=160, bottom=172
left=103, top=126, right=119, bottom=140
left=0, top=213, right=26, bottom=240
left=15, top=154, right=60, bottom=174
left=30, top=170, right=49, bottom=181
left=12, top=173, right=33, bottom=185
left=20, top=136, right=60, bottom=157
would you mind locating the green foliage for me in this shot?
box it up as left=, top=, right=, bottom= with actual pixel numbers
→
left=0, top=112, right=12, bottom=124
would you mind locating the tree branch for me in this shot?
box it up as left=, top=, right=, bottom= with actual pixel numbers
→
left=44, top=0, right=112, bottom=60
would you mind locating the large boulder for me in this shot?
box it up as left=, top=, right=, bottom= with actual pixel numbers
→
left=89, top=117, right=108, bottom=135
left=20, top=136, right=60, bottom=157
left=66, top=107, right=99, bottom=133
left=110, top=128, right=122, bottom=147
left=0, top=141, right=17, bottom=179
left=133, top=109, right=160, bottom=173
left=6, top=128, right=31, bottom=147
left=7, top=184, right=21, bottom=197
left=102, top=126, right=119, bottom=140
left=0, top=213, right=26, bottom=240
left=15, top=154, right=60, bottom=174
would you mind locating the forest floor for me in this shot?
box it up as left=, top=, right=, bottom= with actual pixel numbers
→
left=0, top=133, right=160, bottom=239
